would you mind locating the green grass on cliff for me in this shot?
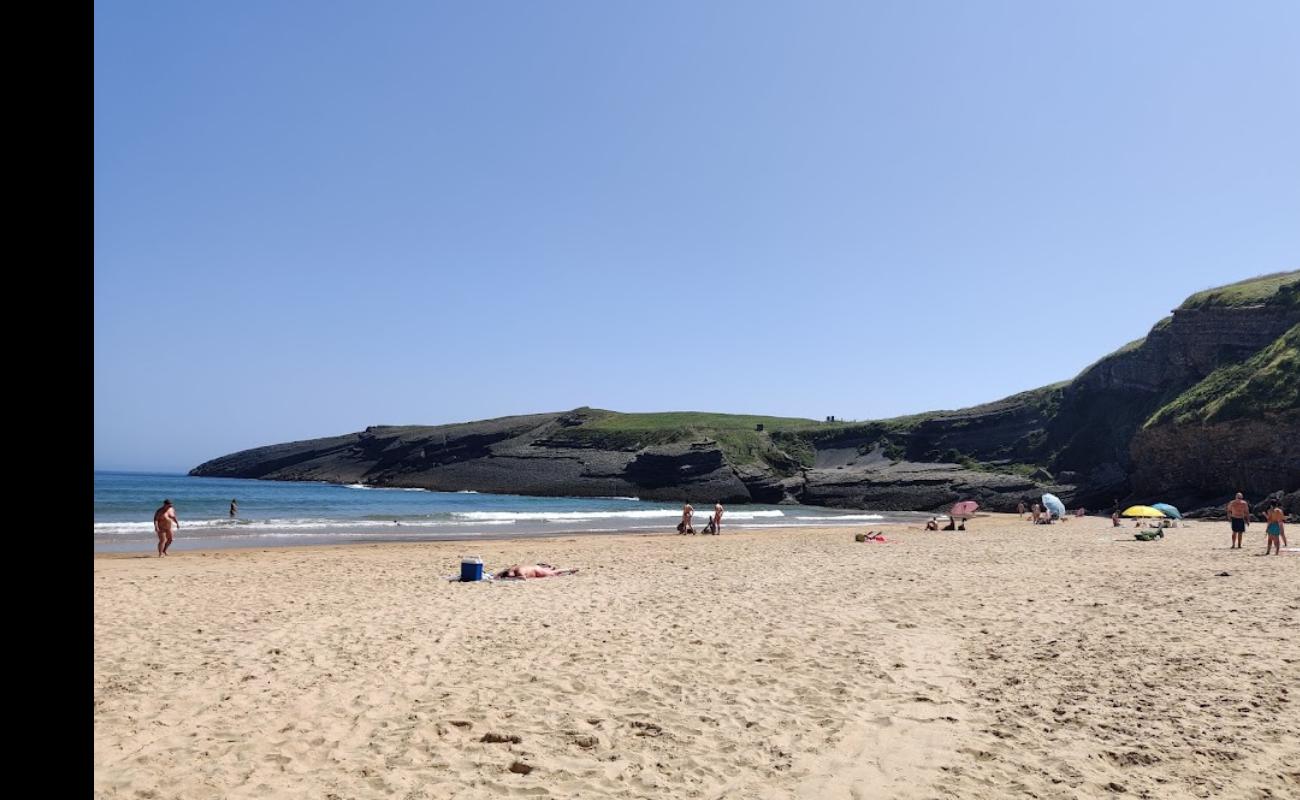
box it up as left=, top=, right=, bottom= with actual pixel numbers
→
left=1145, top=324, right=1300, bottom=427
left=582, top=411, right=830, bottom=433
left=554, top=410, right=939, bottom=472
left=1178, top=270, right=1300, bottom=310
left=549, top=410, right=843, bottom=471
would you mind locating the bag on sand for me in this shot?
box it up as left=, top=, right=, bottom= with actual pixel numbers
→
left=703, top=520, right=717, bottom=535
left=676, top=521, right=686, bottom=533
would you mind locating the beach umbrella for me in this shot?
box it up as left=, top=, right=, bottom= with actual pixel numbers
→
left=1151, top=503, right=1182, bottom=519
left=1121, top=505, right=1167, bottom=518
left=950, top=500, right=979, bottom=519
left=1041, top=493, right=1066, bottom=519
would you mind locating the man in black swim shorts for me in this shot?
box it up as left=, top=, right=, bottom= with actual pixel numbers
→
left=1226, top=492, right=1249, bottom=549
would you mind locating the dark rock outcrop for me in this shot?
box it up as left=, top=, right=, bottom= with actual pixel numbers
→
left=799, top=461, right=1066, bottom=513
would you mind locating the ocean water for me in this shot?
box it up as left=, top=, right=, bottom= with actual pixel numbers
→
left=94, top=472, right=922, bottom=553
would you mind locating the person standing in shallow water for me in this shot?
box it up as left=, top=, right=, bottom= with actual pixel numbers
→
left=153, top=499, right=178, bottom=557
left=1226, top=492, right=1250, bottom=549
left=229, top=499, right=238, bottom=518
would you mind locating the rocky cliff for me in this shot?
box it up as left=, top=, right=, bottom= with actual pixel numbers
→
left=191, top=272, right=1300, bottom=514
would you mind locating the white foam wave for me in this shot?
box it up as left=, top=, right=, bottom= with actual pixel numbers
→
left=93, top=519, right=251, bottom=533
left=344, top=484, right=426, bottom=492
left=93, top=518, right=517, bottom=535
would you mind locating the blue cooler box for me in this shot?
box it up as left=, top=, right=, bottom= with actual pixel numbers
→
left=460, top=557, right=484, bottom=582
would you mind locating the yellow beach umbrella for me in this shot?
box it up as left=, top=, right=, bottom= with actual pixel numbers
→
left=1122, top=505, right=1167, bottom=518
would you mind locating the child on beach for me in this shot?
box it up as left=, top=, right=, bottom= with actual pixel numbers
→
left=1264, top=501, right=1285, bottom=555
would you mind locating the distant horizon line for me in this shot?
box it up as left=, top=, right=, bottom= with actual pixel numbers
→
left=95, top=469, right=190, bottom=476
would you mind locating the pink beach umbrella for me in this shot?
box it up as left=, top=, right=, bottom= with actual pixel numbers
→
left=951, top=500, right=979, bottom=520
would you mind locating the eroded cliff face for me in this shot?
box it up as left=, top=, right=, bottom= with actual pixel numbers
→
left=190, top=284, right=1299, bottom=514
left=191, top=412, right=758, bottom=503
left=1129, top=415, right=1300, bottom=511
left=1044, top=304, right=1300, bottom=506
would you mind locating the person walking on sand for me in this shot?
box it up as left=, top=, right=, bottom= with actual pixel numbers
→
left=1226, top=492, right=1250, bottom=549
left=1264, top=501, right=1286, bottom=555
left=711, top=503, right=724, bottom=535
left=153, top=499, right=178, bottom=557
left=229, top=498, right=238, bottom=518
left=1016, top=501, right=1026, bottom=518
left=678, top=503, right=695, bottom=535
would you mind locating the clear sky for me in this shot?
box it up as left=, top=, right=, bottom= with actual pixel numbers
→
left=95, top=1, right=1299, bottom=473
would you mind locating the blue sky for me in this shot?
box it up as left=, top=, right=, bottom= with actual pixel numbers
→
left=95, top=1, right=1299, bottom=472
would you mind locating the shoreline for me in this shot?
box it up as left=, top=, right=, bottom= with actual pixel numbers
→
left=92, top=514, right=938, bottom=555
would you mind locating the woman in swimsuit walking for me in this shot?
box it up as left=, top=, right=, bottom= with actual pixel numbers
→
left=1264, top=501, right=1286, bottom=555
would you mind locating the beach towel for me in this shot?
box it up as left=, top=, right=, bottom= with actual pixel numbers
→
left=445, top=573, right=496, bottom=582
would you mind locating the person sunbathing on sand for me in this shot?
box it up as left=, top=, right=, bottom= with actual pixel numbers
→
left=496, top=563, right=579, bottom=579
left=925, top=518, right=939, bottom=531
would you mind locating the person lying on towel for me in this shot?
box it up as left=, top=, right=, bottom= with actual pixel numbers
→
left=495, top=563, right=579, bottom=579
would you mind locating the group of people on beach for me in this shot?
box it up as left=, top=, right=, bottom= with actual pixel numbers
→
left=1227, top=492, right=1288, bottom=555
left=677, top=502, right=724, bottom=535
left=1014, top=501, right=1083, bottom=525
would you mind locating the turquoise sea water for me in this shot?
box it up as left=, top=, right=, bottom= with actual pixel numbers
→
left=94, top=472, right=921, bottom=552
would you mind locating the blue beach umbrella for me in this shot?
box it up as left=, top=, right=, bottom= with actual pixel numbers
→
left=1041, top=493, right=1066, bottom=519
left=1151, top=503, right=1182, bottom=519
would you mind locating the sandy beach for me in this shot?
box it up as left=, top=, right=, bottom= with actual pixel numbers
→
left=94, top=514, right=1298, bottom=799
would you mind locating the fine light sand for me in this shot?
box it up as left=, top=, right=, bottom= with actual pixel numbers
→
left=95, top=515, right=1299, bottom=799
